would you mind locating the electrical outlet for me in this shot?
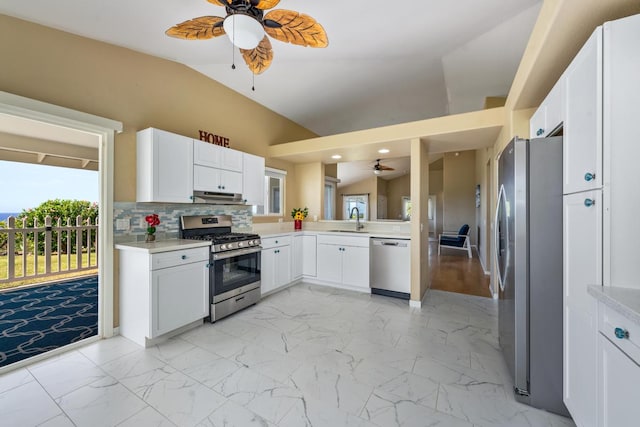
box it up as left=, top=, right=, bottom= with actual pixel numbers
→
left=115, top=218, right=130, bottom=231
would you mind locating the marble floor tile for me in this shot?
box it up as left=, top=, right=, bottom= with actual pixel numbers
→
left=279, top=395, right=377, bottom=427
left=117, top=406, right=175, bottom=427
left=213, top=367, right=302, bottom=424
left=100, top=348, right=168, bottom=381
left=28, top=350, right=107, bottom=398
left=198, top=399, right=277, bottom=427
left=223, top=341, right=303, bottom=384
left=56, top=376, right=147, bottom=427
left=39, top=413, right=76, bottom=427
left=413, top=354, right=507, bottom=398
left=361, top=389, right=474, bottom=427
left=288, top=363, right=374, bottom=416
left=130, top=370, right=227, bottom=427
left=78, top=335, right=141, bottom=366
left=436, top=384, right=575, bottom=427
left=375, top=371, right=440, bottom=409
left=0, top=367, right=34, bottom=394
left=0, top=379, right=63, bottom=426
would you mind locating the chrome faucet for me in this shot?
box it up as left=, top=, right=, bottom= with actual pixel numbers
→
left=350, top=207, right=364, bottom=231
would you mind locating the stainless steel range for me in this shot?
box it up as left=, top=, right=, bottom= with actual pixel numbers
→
left=180, top=215, right=261, bottom=322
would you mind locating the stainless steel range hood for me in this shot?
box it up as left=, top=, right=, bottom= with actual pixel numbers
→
left=192, top=190, right=245, bottom=205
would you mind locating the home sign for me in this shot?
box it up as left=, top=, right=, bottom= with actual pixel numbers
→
left=199, top=130, right=230, bottom=148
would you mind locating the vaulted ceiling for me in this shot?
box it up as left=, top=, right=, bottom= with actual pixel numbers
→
left=0, top=0, right=541, bottom=136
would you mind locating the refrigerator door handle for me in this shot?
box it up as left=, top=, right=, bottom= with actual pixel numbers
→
left=494, top=184, right=507, bottom=291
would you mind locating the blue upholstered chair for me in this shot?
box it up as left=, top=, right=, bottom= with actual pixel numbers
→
left=438, top=224, right=471, bottom=258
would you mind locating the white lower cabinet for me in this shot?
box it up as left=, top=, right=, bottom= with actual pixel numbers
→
left=118, top=245, right=210, bottom=347
left=261, top=236, right=291, bottom=296
left=597, top=302, right=640, bottom=427
left=563, top=191, right=602, bottom=427
left=152, top=260, right=209, bottom=337
left=316, top=234, right=369, bottom=291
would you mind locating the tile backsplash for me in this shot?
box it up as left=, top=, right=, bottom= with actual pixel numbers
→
left=113, top=202, right=252, bottom=243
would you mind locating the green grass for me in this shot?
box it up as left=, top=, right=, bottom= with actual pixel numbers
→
left=0, top=253, right=97, bottom=290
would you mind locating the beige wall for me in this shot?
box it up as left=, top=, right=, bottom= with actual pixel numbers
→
left=410, top=139, right=429, bottom=302
left=428, top=169, right=444, bottom=236
left=376, top=177, right=388, bottom=219
left=443, top=151, right=477, bottom=245
left=293, top=162, right=324, bottom=221
left=0, top=15, right=317, bottom=326
left=337, top=177, right=378, bottom=220
left=475, top=147, right=492, bottom=271
left=386, top=174, right=411, bottom=220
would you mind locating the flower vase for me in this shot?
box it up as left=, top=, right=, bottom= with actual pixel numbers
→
left=145, top=233, right=156, bottom=243
left=294, top=219, right=302, bottom=230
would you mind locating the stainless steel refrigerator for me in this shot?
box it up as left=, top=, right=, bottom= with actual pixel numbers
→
left=495, top=136, right=569, bottom=417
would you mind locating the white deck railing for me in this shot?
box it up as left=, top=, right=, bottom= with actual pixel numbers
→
left=0, top=215, right=98, bottom=284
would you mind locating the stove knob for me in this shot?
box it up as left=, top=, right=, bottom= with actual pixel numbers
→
left=239, top=241, right=245, bottom=247
left=220, top=244, right=227, bottom=250
left=248, top=240, right=254, bottom=246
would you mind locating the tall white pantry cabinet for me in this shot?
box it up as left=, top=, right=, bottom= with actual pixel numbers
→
left=557, top=14, right=640, bottom=427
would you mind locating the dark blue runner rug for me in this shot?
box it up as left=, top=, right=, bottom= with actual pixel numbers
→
left=0, top=276, right=98, bottom=367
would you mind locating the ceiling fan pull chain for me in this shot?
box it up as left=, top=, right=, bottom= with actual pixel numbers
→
left=231, top=15, right=236, bottom=70
left=252, top=73, right=255, bottom=91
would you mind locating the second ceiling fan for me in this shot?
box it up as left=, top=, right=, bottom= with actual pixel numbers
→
left=373, top=159, right=395, bottom=175
left=166, top=0, right=329, bottom=75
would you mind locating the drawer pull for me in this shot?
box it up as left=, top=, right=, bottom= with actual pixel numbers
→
left=584, top=172, right=596, bottom=182
left=536, top=128, right=544, bottom=136
left=614, top=327, right=630, bottom=340
left=181, top=255, right=187, bottom=260
left=236, top=296, right=245, bottom=302
left=584, top=198, right=595, bottom=208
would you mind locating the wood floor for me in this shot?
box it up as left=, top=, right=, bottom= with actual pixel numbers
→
left=429, top=241, right=492, bottom=298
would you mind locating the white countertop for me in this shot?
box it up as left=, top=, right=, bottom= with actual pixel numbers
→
left=257, top=229, right=411, bottom=239
left=115, top=239, right=211, bottom=254
left=588, top=285, right=640, bottom=325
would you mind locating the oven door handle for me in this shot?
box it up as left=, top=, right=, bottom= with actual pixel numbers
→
left=213, top=246, right=262, bottom=260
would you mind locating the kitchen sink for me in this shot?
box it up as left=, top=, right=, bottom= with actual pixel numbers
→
left=326, top=229, right=369, bottom=233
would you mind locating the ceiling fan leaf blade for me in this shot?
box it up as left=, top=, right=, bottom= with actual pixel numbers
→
left=240, top=36, right=274, bottom=75
left=263, top=10, right=328, bottom=48
left=251, top=0, right=280, bottom=10
left=206, top=0, right=229, bottom=6
left=166, top=16, right=226, bottom=40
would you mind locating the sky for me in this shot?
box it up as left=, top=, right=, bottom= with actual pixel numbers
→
left=0, top=160, right=98, bottom=212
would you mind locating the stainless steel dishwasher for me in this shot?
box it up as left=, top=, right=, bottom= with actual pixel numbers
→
left=370, top=237, right=410, bottom=300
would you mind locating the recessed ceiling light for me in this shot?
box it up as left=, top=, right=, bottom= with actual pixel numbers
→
left=378, top=149, right=390, bottom=154
left=331, top=154, right=342, bottom=159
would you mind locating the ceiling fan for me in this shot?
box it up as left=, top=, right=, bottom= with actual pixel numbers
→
left=373, top=159, right=395, bottom=175
left=166, top=0, right=329, bottom=75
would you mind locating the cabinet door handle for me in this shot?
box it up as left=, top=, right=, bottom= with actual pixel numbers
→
left=189, top=195, right=193, bottom=200
left=584, top=172, right=596, bottom=182
left=584, top=198, right=595, bottom=208
left=236, top=296, right=245, bottom=302
left=614, top=327, right=630, bottom=339
left=181, top=255, right=187, bottom=260
left=536, top=128, right=544, bottom=136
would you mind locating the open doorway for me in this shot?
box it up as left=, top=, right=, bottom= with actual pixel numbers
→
left=0, top=91, right=121, bottom=369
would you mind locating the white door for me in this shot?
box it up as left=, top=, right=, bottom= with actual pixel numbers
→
left=275, top=245, right=291, bottom=289
left=301, top=235, right=317, bottom=277
left=564, top=27, right=602, bottom=195
left=243, top=153, right=265, bottom=206
left=341, top=246, right=369, bottom=289
left=194, top=139, right=222, bottom=167
left=151, top=261, right=208, bottom=337
left=292, top=235, right=303, bottom=280
left=261, top=248, right=276, bottom=295
left=152, top=130, right=193, bottom=202
left=316, top=244, right=342, bottom=284
left=218, top=169, right=243, bottom=194
left=193, top=165, right=221, bottom=192
left=598, top=334, right=640, bottom=427
left=563, top=191, right=602, bottom=426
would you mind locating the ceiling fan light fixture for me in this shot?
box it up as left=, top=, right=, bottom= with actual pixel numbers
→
left=374, top=169, right=381, bottom=175
left=223, top=13, right=264, bottom=50
left=378, top=149, right=390, bottom=154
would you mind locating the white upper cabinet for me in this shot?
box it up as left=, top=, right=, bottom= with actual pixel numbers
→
left=603, top=13, right=640, bottom=288
left=530, top=77, right=565, bottom=139
left=194, top=139, right=243, bottom=172
left=137, top=128, right=194, bottom=203
left=242, top=152, right=265, bottom=206
left=564, top=27, right=603, bottom=195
